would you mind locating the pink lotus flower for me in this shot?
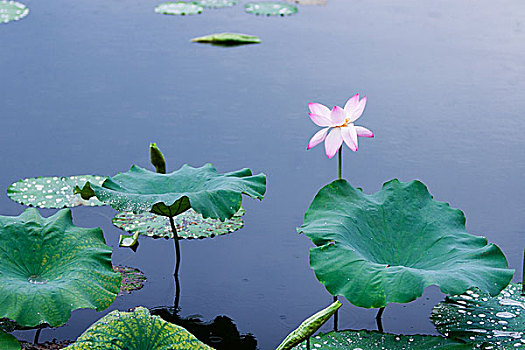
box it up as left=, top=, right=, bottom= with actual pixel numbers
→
left=307, top=94, right=374, bottom=158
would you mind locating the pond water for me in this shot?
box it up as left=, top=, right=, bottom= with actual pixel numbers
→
left=1, top=0, right=524, bottom=349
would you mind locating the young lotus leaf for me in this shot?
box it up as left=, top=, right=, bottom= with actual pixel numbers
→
left=298, top=179, right=513, bottom=309
left=7, top=175, right=106, bottom=208
left=113, top=208, right=245, bottom=240
left=290, top=330, right=472, bottom=349
left=77, top=164, right=266, bottom=219
left=245, top=1, right=298, bottom=16
left=432, top=283, right=525, bottom=348
left=0, top=331, right=20, bottom=350
left=195, top=0, right=238, bottom=8
left=0, top=1, right=29, bottom=24
left=0, top=208, right=121, bottom=328
left=191, top=33, right=261, bottom=45
left=155, top=1, right=204, bottom=15
left=64, top=307, right=213, bottom=350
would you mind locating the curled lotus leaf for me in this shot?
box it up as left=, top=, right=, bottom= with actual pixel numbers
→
left=78, top=164, right=266, bottom=219
left=64, top=307, right=213, bottom=350
left=155, top=1, right=204, bottom=15
left=195, top=0, right=238, bottom=8
left=7, top=175, right=106, bottom=208
left=0, top=1, right=29, bottom=24
left=290, top=330, right=473, bottom=349
left=432, top=283, right=525, bottom=348
left=113, top=208, right=244, bottom=240
left=298, top=179, right=513, bottom=309
left=0, top=208, right=121, bottom=328
left=0, top=331, right=20, bottom=350
left=245, top=1, right=298, bottom=16
left=191, top=33, right=261, bottom=45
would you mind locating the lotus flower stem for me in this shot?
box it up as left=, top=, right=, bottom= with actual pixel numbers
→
left=376, top=307, right=385, bottom=332
left=34, top=327, right=42, bottom=344
left=169, top=216, right=182, bottom=311
left=522, top=247, right=524, bottom=295
left=338, top=147, right=342, bottom=180
left=332, top=296, right=339, bottom=331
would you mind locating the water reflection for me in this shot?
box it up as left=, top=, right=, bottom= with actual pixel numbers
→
left=151, top=307, right=257, bottom=350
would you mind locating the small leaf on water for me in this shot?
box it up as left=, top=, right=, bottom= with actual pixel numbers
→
left=0, top=1, right=29, bottom=24
left=155, top=1, right=204, bottom=15
left=245, top=1, right=297, bottom=16
left=191, top=33, right=261, bottom=45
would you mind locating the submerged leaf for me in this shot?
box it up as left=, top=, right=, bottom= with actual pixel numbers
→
left=113, top=266, right=146, bottom=295
left=7, top=175, right=106, bottom=208
left=290, top=330, right=473, bottom=349
left=79, top=164, right=266, bottom=219
left=195, top=0, right=238, bottom=8
left=432, top=283, right=525, bottom=348
left=0, top=1, right=29, bottom=24
left=155, top=1, right=204, bottom=15
left=0, top=331, right=20, bottom=350
left=65, top=307, right=213, bottom=349
left=299, top=179, right=513, bottom=309
left=245, top=1, right=297, bottom=16
left=191, top=33, right=261, bottom=45
left=0, top=208, right=121, bottom=328
left=113, top=208, right=244, bottom=239
left=277, top=301, right=341, bottom=350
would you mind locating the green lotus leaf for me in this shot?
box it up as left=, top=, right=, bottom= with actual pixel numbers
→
left=7, top=175, right=106, bottom=208
left=65, top=307, right=213, bottom=350
left=0, top=1, right=29, bottom=24
left=79, top=164, right=266, bottom=219
left=0, top=208, right=121, bottom=328
left=245, top=1, right=297, bottom=16
left=191, top=33, right=261, bottom=45
left=113, top=208, right=245, bottom=240
left=298, top=179, right=513, bottom=309
left=195, top=0, right=238, bottom=8
left=432, top=283, right=525, bottom=348
left=0, top=331, right=20, bottom=350
left=285, top=0, right=325, bottom=4
left=113, top=265, right=146, bottom=295
left=290, top=330, right=473, bottom=349
left=155, top=1, right=204, bottom=15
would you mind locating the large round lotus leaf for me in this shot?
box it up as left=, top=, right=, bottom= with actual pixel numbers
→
left=80, top=164, right=266, bottom=219
left=7, top=175, right=106, bottom=208
left=290, top=330, right=473, bottom=350
left=155, top=2, right=204, bottom=15
left=195, top=0, right=238, bottom=8
left=0, top=1, right=29, bottom=24
left=432, top=283, right=525, bottom=348
left=298, top=179, right=513, bottom=309
left=113, top=208, right=245, bottom=240
left=65, top=307, right=213, bottom=350
left=245, top=2, right=297, bottom=16
left=113, top=265, right=146, bottom=295
left=0, top=331, right=19, bottom=350
left=0, top=208, right=121, bottom=328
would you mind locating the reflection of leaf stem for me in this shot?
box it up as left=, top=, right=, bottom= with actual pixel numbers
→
left=522, top=247, right=524, bottom=295
left=169, top=216, right=182, bottom=312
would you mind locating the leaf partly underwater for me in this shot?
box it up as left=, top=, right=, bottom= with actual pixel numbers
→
left=65, top=307, right=213, bottom=350
left=0, top=208, right=121, bottom=327
left=432, top=283, right=525, bottom=348
left=0, top=1, right=29, bottom=24
left=290, top=330, right=473, bottom=349
left=245, top=1, right=297, bottom=16
left=155, top=1, right=204, bottom=15
left=195, top=0, right=238, bottom=8
left=77, top=164, right=266, bottom=219
left=191, top=33, right=261, bottom=46
left=299, top=179, right=513, bottom=308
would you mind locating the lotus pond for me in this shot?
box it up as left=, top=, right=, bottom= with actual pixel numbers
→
left=1, top=0, right=524, bottom=349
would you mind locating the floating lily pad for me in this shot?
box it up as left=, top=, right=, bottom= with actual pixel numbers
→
left=155, top=1, right=204, bottom=15
left=0, top=331, right=19, bottom=350
left=7, top=175, right=106, bottom=209
left=0, top=208, right=121, bottom=328
left=195, top=0, right=238, bottom=8
left=113, top=208, right=245, bottom=240
left=0, top=1, right=29, bottom=24
left=76, top=164, right=266, bottom=219
left=64, top=307, right=213, bottom=350
left=286, top=0, right=325, bottom=4
left=298, top=179, right=514, bottom=309
left=191, top=33, right=261, bottom=45
left=290, top=330, right=472, bottom=349
left=245, top=2, right=297, bottom=16
left=432, top=283, right=525, bottom=348
left=113, top=266, right=146, bottom=295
